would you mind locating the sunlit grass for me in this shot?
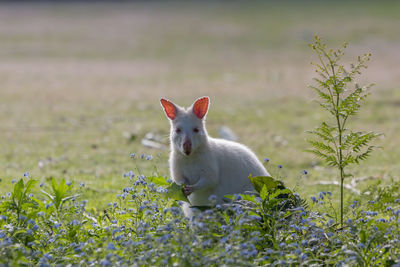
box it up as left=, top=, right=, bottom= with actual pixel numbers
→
left=0, top=1, right=399, bottom=210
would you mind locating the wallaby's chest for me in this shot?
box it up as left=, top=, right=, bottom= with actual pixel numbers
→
left=177, top=159, right=205, bottom=185
left=172, top=152, right=215, bottom=185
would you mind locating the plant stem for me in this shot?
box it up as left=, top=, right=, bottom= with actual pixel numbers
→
left=340, top=166, right=344, bottom=226
left=331, top=63, right=345, bottom=227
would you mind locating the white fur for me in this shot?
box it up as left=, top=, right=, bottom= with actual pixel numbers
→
left=162, top=97, right=270, bottom=208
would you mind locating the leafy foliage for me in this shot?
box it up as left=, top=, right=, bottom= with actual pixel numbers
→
left=147, top=176, right=189, bottom=203
left=307, top=36, right=380, bottom=225
left=1, top=175, right=399, bottom=266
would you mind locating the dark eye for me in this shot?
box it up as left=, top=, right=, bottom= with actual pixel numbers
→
left=193, top=127, right=199, bottom=133
left=176, top=128, right=182, bottom=134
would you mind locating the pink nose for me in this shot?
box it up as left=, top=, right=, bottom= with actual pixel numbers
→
left=183, top=140, right=192, bottom=155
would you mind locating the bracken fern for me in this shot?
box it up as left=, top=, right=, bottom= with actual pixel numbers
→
left=307, top=35, right=380, bottom=226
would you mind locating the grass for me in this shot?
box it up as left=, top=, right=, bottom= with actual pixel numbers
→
left=0, top=0, right=399, bottom=211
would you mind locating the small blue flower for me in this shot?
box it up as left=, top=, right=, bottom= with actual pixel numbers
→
left=386, top=206, right=393, bottom=211
left=130, top=153, right=136, bottom=158
left=141, top=154, right=146, bottom=159
left=32, top=224, right=39, bottom=231
left=37, top=212, right=45, bottom=217
left=357, top=243, right=365, bottom=249
left=327, top=191, right=332, bottom=196
left=249, top=249, right=258, bottom=257
left=208, top=195, right=217, bottom=202
left=66, top=181, right=72, bottom=186
left=70, top=219, right=80, bottom=226
left=100, top=259, right=111, bottom=267
left=279, top=242, right=286, bottom=248
left=27, top=229, right=33, bottom=235
left=107, top=243, right=116, bottom=250
left=395, top=198, right=400, bottom=203
left=366, top=211, right=378, bottom=216
left=302, top=170, right=308, bottom=175
left=1, top=215, right=7, bottom=221
left=12, top=179, right=17, bottom=184
left=301, top=253, right=308, bottom=261
left=277, top=165, right=283, bottom=169
left=234, top=194, right=242, bottom=201
left=264, top=158, right=270, bottom=163
left=146, top=155, right=153, bottom=160
left=346, top=219, right=353, bottom=224
left=310, top=196, right=317, bottom=203
left=80, top=182, right=85, bottom=187
left=202, top=239, right=211, bottom=248
left=23, top=172, right=29, bottom=177
left=40, top=182, right=45, bottom=187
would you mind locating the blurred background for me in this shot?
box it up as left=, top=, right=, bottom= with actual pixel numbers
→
left=0, top=1, right=399, bottom=206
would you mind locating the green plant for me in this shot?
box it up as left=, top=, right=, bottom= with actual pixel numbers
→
left=307, top=36, right=380, bottom=226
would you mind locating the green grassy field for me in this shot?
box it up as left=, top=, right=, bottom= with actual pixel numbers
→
left=1, top=1, right=399, bottom=209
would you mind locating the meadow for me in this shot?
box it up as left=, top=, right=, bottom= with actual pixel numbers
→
left=0, top=1, right=400, bottom=265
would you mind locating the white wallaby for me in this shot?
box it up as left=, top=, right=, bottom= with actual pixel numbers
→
left=160, top=96, right=270, bottom=209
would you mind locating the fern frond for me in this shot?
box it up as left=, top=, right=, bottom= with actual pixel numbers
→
left=305, top=149, right=338, bottom=167
left=309, top=86, right=332, bottom=103
left=307, top=140, right=336, bottom=155
left=354, top=146, right=375, bottom=164
left=351, top=132, right=379, bottom=152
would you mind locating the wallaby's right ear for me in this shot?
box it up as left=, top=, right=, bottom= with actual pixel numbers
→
left=160, top=98, right=178, bottom=120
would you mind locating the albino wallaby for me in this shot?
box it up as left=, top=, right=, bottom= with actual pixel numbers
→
left=160, top=96, right=270, bottom=207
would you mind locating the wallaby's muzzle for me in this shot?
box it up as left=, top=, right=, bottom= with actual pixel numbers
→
left=183, top=140, right=192, bottom=156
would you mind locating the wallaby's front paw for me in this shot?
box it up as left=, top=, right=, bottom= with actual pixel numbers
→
left=182, top=185, right=194, bottom=196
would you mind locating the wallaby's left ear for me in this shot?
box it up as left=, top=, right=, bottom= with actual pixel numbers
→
left=192, top=96, right=209, bottom=119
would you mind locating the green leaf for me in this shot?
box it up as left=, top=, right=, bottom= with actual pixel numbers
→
left=248, top=175, right=285, bottom=194
left=50, top=178, right=71, bottom=210
left=23, top=180, right=37, bottom=197
left=147, top=176, right=170, bottom=187
left=164, top=182, right=189, bottom=203
left=269, top=188, right=293, bottom=200
left=260, top=185, right=268, bottom=201
left=12, top=179, right=25, bottom=202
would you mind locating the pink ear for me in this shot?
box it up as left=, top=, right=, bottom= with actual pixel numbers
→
left=160, top=98, right=177, bottom=120
left=193, top=97, right=209, bottom=119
